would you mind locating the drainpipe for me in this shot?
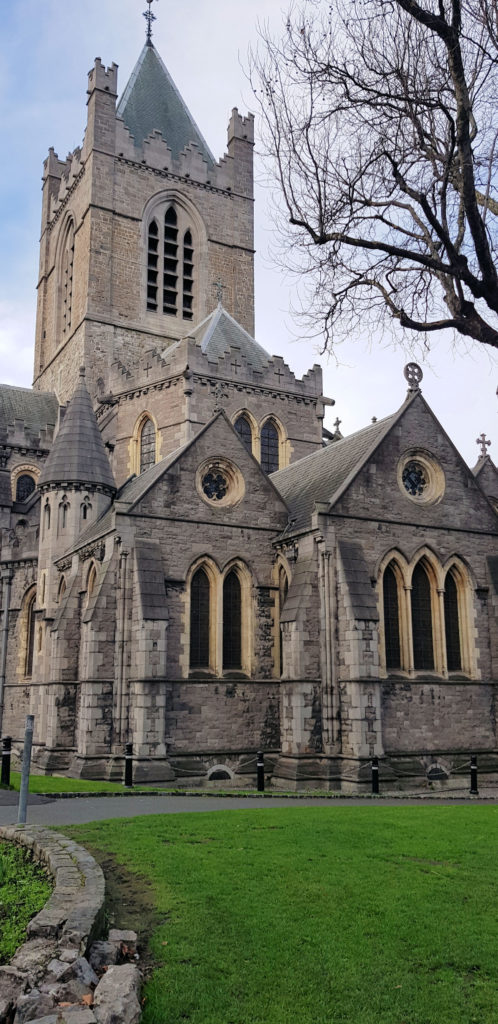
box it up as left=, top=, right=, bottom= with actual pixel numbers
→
left=0, top=569, right=14, bottom=738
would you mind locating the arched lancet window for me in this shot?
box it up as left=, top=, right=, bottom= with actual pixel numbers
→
left=223, top=570, right=242, bottom=671
left=235, top=415, right=253, bottom=454
left=24, top=591, right=36, bottom=677
left=43, top=500, right=51, bottom=537
left=383, top=562, right=401, bottom=670
left=278, top=566, right=289, bottom=676
left=190, top=567, right=210, bottom=669
left=58, top=498, right=70, bottom=533
left=444, top=570, right=462, bottom=671
left=261, top=420, right=280, bottom=474
left=411, top=563, right=434, bottom=670
left=60, top=219, right=75, bottom=337
left=140, top=418, right=156, bottom=474
left=15, top=474, right=36, bottom=503
left=81, top=497, right=92, bottom=523
left=87, top=564, right=97, bottom=602
left=57, top=576, right=67, bottom=603
left=146, top=202, right=195, bottom=321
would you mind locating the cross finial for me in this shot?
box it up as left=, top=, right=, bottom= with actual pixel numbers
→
left=334, top=417, right=342, bottom=431
left=476, top=433, right=491, bottom=458
left=143, top=0, right=157, bottom=43
left=404, top=362, right=423, bottom=392
left=213, top=280, right=225, bottom=306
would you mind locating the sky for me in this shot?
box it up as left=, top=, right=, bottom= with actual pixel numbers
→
left=0, top=0, right=496, bottom=468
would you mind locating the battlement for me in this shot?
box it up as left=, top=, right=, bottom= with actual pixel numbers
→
left=228, top=108, right=255, bottom=145
left=87, top=58, right=118, bottom=97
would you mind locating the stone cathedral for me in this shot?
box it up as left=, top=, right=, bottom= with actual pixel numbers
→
left=1, top=22, right=498, bottom=790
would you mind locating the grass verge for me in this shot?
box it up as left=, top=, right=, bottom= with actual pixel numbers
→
left=0, top=841, right=52, bottom=964
left=63, top=805, right=498, bottom=1024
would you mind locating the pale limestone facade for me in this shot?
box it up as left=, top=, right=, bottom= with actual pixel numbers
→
left=1, top=34, right=498, bottom=790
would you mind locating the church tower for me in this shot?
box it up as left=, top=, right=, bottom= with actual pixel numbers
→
left=33, top=25, right=255, bottom=406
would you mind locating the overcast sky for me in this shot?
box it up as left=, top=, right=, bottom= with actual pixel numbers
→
left=0, top=0, right=496, bottom=467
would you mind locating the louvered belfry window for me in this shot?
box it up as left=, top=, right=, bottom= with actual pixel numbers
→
left=261, top=421, right=279, bottom=474
left=383, top=563, right=401, bottom=670
left=223, top=570, right=242, bottom=670
left=140, top=418, right=156, bottom=474
left=147, top=220, right=159, bottom=311
left=444, top=572, right=462, bottom=671
left=183, top=230, right=194, bottom=320
left=163, top=206, right=178, bottom=314
left=61, top=220, right=75, bottom=336
left=235, top=415, right=252, bottom=453
left=411, top=563, right=434, bottom=670
left=190, top=568, right=210, bottom=668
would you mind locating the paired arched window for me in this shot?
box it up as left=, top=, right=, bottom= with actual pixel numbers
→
left=232, top=412, right=287, bottom=472
left=189, top=563, right=248, bottom=674
left=140, top=417, right=156, bottom=474
left=15, top=474, right=36, bottom=503
left=147, top=204, right=194, bottom=321
left=381, top=554, right=471, bottom=676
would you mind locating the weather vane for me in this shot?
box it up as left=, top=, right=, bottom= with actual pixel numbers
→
left=143, top=0, right=157, bottom=43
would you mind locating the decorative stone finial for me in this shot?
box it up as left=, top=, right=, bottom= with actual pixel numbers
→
left=476, top=433, right=491, bottom=458
left=404, top=362, right=423, bottom=392
left=143, top=0, right=157, bottom=44
left=213, top=279, right=225, bottom=306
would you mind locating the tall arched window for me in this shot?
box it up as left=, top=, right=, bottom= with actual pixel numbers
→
left=261, top=420, right=280, bottom=474
left=24, top=591, right=36, bottom=677
left=444, top=571, right=462, bottom=671
left=81, top=497, right=92, bottom=523
left=15, top=474, right=36, bottom=503
left=60, top=219, right=75, bottom=337
left=43, top=500, right=51, bottom=537
left=235, top=415, right=253, bottom=454
left=146, top=203, right=195, bottom=321
left=190, top=568, right=211, bottom=669
left=57, top=576, right=67, bottom=603
left=383, top=563, right=401, bottom=670
left=411, top=563, right=434, bottom=670
left=58, top=498, right=70, bottom=534
left=140, top=418, right=156, bottom=474
left=278, top=566, right=289, bottom=676
left=223, top=570, right=242, bottom=671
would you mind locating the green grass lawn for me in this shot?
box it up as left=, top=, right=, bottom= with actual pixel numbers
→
left=63, top=806, right=498, bottom=1024
left=0, top=841, right=52, bottom=963
left=8, top=772, right=125, bottom=794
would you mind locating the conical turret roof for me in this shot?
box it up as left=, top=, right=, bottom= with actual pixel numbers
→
left=39, top=369, right=116, bottom=492
left=117, top=42, right=214, bottom=165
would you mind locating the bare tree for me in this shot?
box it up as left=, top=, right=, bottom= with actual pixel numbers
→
left=250, top=0, right=498, bottom=350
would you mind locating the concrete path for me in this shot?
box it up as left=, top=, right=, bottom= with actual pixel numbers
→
left=1, top=791, right=497, bottom=826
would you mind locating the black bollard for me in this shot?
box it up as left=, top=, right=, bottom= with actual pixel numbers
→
left=371, top=756, right=380, bottom=795
left=124, top=742, right=133, bottom=788
left=257, top=750, right=265, bottom=792
left=470, top=754, right=479, bottom=796
left=1, top=737, right=11, bottom=788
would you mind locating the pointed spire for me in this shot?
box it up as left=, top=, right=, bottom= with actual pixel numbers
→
left=38, top=368, right=116, bottom=493
left=117, top=41, right=214, bottom=164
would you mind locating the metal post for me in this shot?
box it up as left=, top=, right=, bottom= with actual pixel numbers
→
left=124, top=742, right=133, bottom=788
left=371, top=756, right=380, bottom=795
left=17, top=716, right=34, bottom=825
left=257, top=750, right=265, bottom=792
left=1, top=736, right=11, bottom=787
left=470, top=754, right=479, bottom=795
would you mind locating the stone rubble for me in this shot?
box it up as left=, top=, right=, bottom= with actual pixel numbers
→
left=0, top=827, right=142, bottom=1024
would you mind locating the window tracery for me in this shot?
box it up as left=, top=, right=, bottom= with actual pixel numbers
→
left=261, top=420, right=280, bottom=474
left=15, top=474, right=36, bottom=503
left=140, top=417, right=156, bottom=474
left=188, top=561, right=251, bottom=675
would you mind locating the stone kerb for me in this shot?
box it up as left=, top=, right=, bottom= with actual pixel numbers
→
left=0, top=826, right=141, bottom=1022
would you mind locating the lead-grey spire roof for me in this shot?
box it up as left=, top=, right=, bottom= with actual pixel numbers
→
left=38, top=370, right=116, bottom=492
left=117, top=42, right=215, bottom=165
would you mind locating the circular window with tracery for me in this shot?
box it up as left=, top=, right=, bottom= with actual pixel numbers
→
left=397, top=450, right=445, bottom=505
left=196, top=458, right=244, bottom=508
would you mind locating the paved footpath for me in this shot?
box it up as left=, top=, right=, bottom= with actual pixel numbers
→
left=1, top=791, right=497, bottom=826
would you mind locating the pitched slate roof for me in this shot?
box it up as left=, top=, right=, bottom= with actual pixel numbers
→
left=38, top=370, right=116, bottom=492
left=190, top=305, right=271, bottom=372
left=117, top=42, right=214, bottom=164
left=271, top=410, right=399, bottom=532
left=0, top=384, right=57, bottom=439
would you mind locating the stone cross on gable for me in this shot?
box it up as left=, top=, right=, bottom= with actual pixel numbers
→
left=476, top=433, right=491, bottom=458
left=213, top=280, right=226, bottom=305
